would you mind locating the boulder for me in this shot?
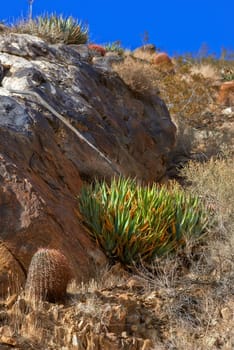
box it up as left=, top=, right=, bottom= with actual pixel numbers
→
left=152, top=52, right=173, bottom=67
left=0, top=33, right=176, bottom=295
left=217, top=80, right=234, bottom=106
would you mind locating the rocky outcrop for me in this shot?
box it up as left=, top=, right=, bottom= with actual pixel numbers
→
left=0, top=33, right=176, bottom=295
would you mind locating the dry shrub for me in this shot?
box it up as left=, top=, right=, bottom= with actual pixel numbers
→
left=168, top=155, right=234, bottom=348
left=132, top=49, right=155, bottom=62
left=190, top=63, right=220, bottom=80
left=180, top=154, right=234, bottom=303
left=155, top=72, right=216, bottom=121
left=114, top=56, right=217, bottom=124
left=132, top=154, right=234, bottom=349
left=181, top=154, right=234, bottom=239
left=113, top=56, right=160, bottom=96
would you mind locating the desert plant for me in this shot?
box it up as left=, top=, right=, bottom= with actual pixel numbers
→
left=24, top=248, right=72, bottom=302
left=12, top=14, right=88, bottom=44
left=104, top=41, right=124, bottom=55
left=78, top=177, right=208, bottom=266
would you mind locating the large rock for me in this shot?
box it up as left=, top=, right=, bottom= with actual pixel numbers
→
left=152, top=52, right=173, bottom=68
left=0, top=33, right=176, bottom=295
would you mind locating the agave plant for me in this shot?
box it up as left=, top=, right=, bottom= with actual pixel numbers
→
left=13, top=14, right=88, bottom=44
left=78, top=177, right=208, bottom=266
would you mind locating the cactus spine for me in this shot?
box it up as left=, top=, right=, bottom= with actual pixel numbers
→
left=25, top=248, right=72, bottom=302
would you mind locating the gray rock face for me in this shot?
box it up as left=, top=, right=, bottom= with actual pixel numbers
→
left=0, top=33, right=176, bottom=181
left=0, top=33, right=176, bottom=295
left=0, top=33, right=50, bottom=58
left=0, top=96, right=31, bottom=133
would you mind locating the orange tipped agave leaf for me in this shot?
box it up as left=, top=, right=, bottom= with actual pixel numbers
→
left=78, top=177, right=208, bottom=266
left=104, top=217, right=114, bottom=232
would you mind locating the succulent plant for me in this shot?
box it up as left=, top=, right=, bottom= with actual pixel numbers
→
left=12, top=14, right=88, bottom=45
left=25, top=248, right=72, bottom=302
left=78, top=177, right=208, bottom=266
left=104, top=41, right=124, bottom=55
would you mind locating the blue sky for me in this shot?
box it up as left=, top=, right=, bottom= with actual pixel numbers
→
left=1, top=0, right=234, bottom=57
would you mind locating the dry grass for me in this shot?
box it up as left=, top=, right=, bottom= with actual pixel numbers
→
left=114, top=55, right=218, bottom=125
left=132, top=49, right=156, bottom=62
left=190, top=63, right=221, bottom=80
left=114, top=56, right=161, bottom=96
left=182, top=155, right=233, bottom=229
left=168, top=155, right=234, bottom=349
left=127, top=152, right=234, bottom=349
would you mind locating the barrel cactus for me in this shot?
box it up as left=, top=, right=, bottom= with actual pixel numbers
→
left=25, top=248, right=72, bottom=302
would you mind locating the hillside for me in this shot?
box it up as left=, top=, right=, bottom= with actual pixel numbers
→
left=0, top=22, right=233, bottom=350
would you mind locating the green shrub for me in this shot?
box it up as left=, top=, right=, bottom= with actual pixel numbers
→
left=12, top=14, right=88, bottom=44
left=78, top=177, right=208, bottom=266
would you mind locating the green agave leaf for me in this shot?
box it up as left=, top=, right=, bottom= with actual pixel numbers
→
left=78, top=177, right=208, bottom=266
